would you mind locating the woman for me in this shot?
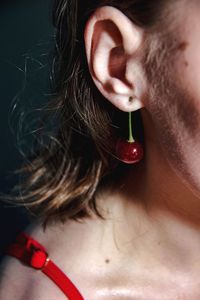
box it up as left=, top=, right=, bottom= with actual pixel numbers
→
left=1, top=0, right=200, bottom=299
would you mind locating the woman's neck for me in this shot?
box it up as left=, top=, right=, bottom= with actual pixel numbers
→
left=95, top=113, right=200, bottom=274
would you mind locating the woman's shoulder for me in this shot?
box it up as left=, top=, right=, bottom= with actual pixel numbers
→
left=0, top=218, right=96, bottom=300
left=0, top=255, right=31, bottom=299
left=0, top=219, right=75, bottom=300
left=0, top=217, right=109, bottom=300
left=0, top=255, right=69, bottom=300
left=0, top=255, right=34, bottom=300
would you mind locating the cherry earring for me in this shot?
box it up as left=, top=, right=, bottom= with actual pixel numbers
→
left=115, top=98, right=144, bottom=164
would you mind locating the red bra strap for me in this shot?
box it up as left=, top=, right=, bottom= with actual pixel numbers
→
left=5, top=232, right=85, bottom=300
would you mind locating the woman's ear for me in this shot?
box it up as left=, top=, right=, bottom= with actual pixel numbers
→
left=84, top=6, right=147, bottom=112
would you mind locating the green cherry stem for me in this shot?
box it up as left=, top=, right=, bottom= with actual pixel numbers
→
left=128, top=111, right=135, bottom=143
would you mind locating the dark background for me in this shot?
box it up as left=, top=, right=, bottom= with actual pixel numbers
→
left=0, top=0, right=54, bottom=256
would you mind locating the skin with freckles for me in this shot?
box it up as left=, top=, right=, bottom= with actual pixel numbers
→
left=3, top=1, right=200, bottom=300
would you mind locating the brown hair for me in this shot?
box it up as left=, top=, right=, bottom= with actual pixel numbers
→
left=4, top=0, right=173, bottom=226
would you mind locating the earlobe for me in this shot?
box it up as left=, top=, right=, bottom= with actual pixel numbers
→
left=84, top=6, right=146, bottom=112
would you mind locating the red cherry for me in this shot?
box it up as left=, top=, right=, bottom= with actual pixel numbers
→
left=115, top=138, right=144, bottom=164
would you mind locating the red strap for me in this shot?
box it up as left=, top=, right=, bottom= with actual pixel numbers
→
left=5, top=232, right=85, bottom=300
